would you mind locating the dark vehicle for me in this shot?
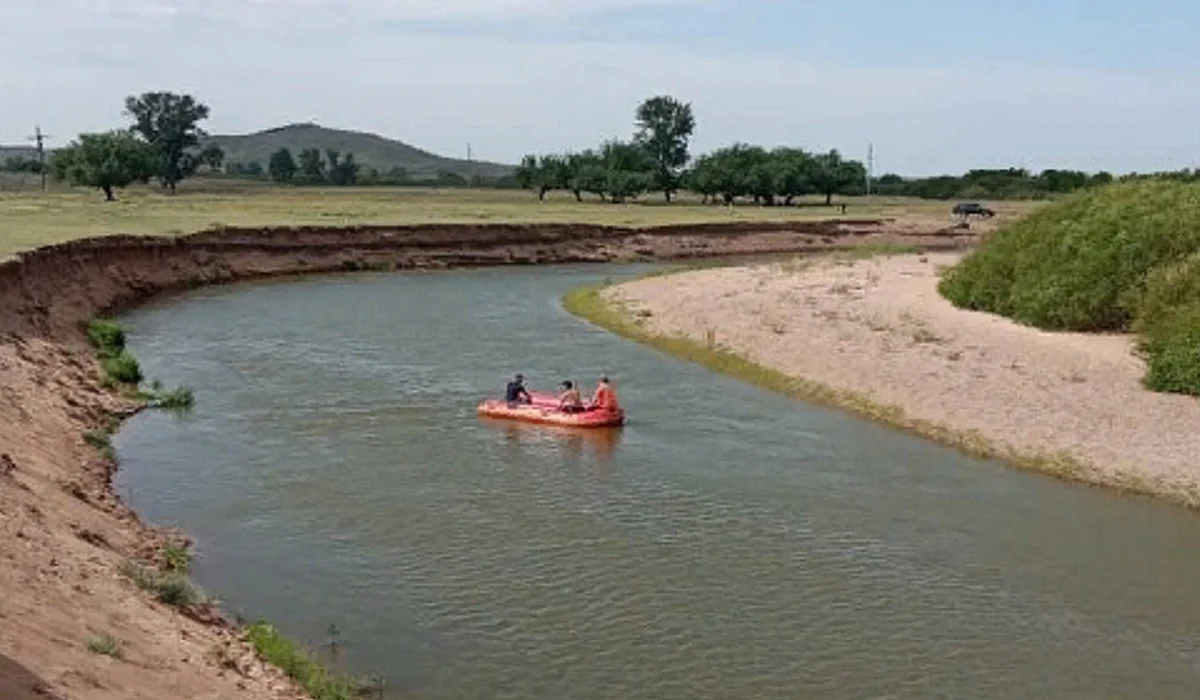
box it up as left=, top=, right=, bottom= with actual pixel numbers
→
left=952, top=202, right=995, bottom=218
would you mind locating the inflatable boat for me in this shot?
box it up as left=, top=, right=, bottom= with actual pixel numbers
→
left=476, top=391, right=625, bottom=428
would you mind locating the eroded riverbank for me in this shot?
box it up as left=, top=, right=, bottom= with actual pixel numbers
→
left=0, top=220, right=970, bottom=699
left=592, top=252, right=1200, bottom=508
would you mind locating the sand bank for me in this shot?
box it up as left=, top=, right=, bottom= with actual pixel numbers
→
left=603, top=252, right=1200, bottom=507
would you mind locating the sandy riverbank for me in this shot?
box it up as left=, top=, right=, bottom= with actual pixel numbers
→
left=603, top=252, right=1200, bottom=508
left=0, top=220, right=974, bottom=699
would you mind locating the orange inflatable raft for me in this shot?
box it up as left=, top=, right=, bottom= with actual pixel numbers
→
left=476, top=391, right=625, bottom=428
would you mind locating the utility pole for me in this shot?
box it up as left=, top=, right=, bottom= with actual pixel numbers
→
left=868, top=143, right=874, bottom=196
left=28, top=125, right=51, bottom=191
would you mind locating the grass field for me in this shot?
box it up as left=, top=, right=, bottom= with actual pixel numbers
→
left=0, top=184, right=1044, bottom=258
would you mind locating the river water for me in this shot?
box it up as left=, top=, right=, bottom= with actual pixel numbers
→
left=113, top=264, right=1200, bottom=699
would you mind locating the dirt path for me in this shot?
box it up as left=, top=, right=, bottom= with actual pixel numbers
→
left=606, top=252, right=1200, bottom=506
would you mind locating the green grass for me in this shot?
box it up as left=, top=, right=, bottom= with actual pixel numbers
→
left=85, top=633, right=124, bottom=659
left=0, top=186, right=1041, bottom=259
left=563, top=275, right=1198, bottom=509
left=938, top=180, right=1200, bottom=395
left=119, top=560, right=204, bottom=609
left=246, top=622, right=364, bottom=700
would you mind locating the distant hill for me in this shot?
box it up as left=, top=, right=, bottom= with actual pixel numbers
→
left=2, top=123, right=515, bottom=180
left=203, top=123, right=514, bottom=180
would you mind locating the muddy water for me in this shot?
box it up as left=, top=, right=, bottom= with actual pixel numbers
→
left=114, top=264, right=1200, bottom=700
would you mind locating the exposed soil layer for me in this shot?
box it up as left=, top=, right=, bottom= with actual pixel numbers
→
left=0, top=220, right=973, bottom=700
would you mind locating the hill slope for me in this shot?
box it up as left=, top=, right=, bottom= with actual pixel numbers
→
left=203, top=123, right=513, bottom=180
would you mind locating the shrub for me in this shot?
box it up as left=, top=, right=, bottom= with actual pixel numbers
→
left=86, top=319, right=126, bottom=357
left=163, top=542, right=192, bottom=574
left=939, top=180, right=1200, bottom=331
left=101, top=350, right=142, bottom=384
left=1139, top=303, right=1200, bottom=395
left=1134, top=251, right=1200, bottom=343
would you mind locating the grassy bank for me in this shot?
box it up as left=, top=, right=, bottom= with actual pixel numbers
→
left=564, top=273, right=1193, bottom=508
left=0, top=186, right=1040, bottom=258
left=937, top=180, right=1200, bottom=396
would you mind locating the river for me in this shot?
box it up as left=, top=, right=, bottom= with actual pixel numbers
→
left=113, top=263, right=1200, bottom=699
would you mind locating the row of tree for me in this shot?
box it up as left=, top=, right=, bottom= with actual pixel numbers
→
left=516, top=96, right=873, bottom=206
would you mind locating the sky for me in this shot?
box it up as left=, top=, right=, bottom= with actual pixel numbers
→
left=1, top=0, right=1197, bottom=175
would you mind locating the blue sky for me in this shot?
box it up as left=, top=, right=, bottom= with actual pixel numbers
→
left=1, top=0, right=1196, bottom=175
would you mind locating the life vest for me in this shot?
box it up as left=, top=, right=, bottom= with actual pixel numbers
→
left=594, top=384, right=618, bottom=411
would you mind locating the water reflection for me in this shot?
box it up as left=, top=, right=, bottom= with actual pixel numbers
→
left=483, top=418, right=623, bottom=472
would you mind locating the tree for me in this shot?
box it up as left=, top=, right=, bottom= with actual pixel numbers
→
left=810, top=149, right=866, bottom=205
left=772, top=148, right=815, bottom=206
left=199, top=145, right=224, bottom=173
left=51, top=130, right=156, bottom=201
left=297, top=148, right=325, bottom=183
left=515, top=154, right=570, bottom=200
left=633, top=95, right=695, bottom=202
left=326, top=150, right=359, bottom=186
left=124, top=91, right=212, bottom=193
left=597, top=140, right=655, bottom=203
left=268, top=148, right=298, bottom=183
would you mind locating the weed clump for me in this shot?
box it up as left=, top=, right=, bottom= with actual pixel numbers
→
left=938, top=180, right=1200, bottom=394
left=119, top=560, right=203, bottom=609
left=142, top=381, right=195, bottom=410
left=85, top=633, right=124, bottom=659
left=246, top=622, right=364, bottom=700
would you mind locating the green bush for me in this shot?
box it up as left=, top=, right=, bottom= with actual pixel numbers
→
left=939, top=180, right=1200, bottom=396
left=86, top=319, right=126, bottom=357
left=101, top=350, right=142, bottom=384
left=1138, top=302, right=1200, bottom=395
left=939, top=180, right=1200, bottom=331
left=1134, top=252, right=1200, bottom=342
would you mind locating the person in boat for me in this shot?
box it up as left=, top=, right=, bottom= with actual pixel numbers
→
left=557, top=380, right=584, bottom=413
left=505, top=373, right=532, bottom=405
left=588, top=375, right=620, bottom=413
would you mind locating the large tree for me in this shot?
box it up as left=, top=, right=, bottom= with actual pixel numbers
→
left=51, top=130, right=156, bottom=201
left=124, top=91, right=213, bottom=193
left=297, top=148, right=325, bottom=183
left=633, top=95, right=695, bottom=202
left=268, top=148, right=298, bottom=183
left=811, top=149, right=867, bottom=205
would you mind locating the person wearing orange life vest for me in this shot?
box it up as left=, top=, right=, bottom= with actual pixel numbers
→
left=588, top=375, right=620, bottom=413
